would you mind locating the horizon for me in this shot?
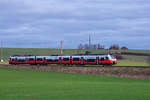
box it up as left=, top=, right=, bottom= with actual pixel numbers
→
left=1, top=47, right=150, bottom=51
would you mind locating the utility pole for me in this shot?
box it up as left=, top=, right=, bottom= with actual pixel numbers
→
left=89, top=34, right=91, bottom=49
left=60, top=40, right=63, bottom=56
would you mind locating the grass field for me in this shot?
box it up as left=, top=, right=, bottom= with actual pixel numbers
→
left=116, top=60, right=149, bottom=66
left=0, top=48, right=150, bottom=66
left=0, top=68, right=150, bottom=100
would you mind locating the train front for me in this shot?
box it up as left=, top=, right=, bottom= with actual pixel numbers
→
left=109, top=55, right=117, bottom=65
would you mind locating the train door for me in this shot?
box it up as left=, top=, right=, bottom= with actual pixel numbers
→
left=59, top=57, right=62, bottom=64
left=96, top=57, right=99, bottom=65
left=81, top=57, right=84, bottom=65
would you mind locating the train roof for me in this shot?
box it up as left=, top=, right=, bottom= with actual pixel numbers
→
left=10, top=56, right=27, bottom=59
left=36, top=56, right=47, bottom=58
left=11, top=55, right=34, bottom=57
left=27, top=56, right=35, bottom=58
left=9, top=54, right=114, bottom=59
left=83, top=56, right=97, bottom=59
left=75, top=53, right=114, bottom=56
left=72, top=56, right=82, bottom=58
left=61, top=56, right=70, bottom=58
left=45, top=56, right=60, bottom=59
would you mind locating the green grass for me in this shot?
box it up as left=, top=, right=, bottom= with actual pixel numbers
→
left=117, top=60, right=149, bottom=66
left=0, top=61, right=9, bottom=65
left=0, top=68, right=150, bottom=100
left=122, top=55, right=148, bottom=61
left=118, top=55, right=149, bottom=66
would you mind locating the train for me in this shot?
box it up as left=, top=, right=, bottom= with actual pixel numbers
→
left=9, top=54, right=117, bottom=66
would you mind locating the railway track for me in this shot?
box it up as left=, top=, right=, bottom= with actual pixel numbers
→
left=0, top=64, right=150, bottom=69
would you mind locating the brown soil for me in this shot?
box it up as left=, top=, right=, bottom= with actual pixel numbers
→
left=0, top=64, right=150, bottom=79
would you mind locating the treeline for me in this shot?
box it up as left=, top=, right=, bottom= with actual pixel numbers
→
left=78, top=44, right=128, bottom=50
left=78, top=43, right=104, bottom=50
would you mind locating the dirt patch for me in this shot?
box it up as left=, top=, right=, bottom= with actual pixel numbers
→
left=0, top=65, right=150, bottom=79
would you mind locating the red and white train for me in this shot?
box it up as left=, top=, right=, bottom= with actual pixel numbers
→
left=9, top=54, right=117, bottom=65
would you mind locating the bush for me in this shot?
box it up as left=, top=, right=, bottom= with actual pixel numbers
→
left=109, top=44, right=120, bottom=50
left=121, top=46, right=128, bottom=50
left=114, top=53, right=123, bottom=59
left=85, top=51, right=91, bottom=55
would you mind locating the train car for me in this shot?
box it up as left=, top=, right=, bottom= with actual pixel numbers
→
left=27, top=56, right=36, bottom=65
left=71, top=56, right=83, bottom=64
left=9, top=56, right=16, bottom=64
left=109, top=55, right=117, bottom=64
left=16, top=56, right=28, bottom=64
left=98, top=55, right=106, bottom=65
left=61, top=56, right=71, bottom=64
left=9, top=56, right=27, bottom=64
left=83, top=56, right=98, bottom=64
left=98, top=54, right=117, bottom=65
left=36, top=56, right=46, bottom=65
left=45, top=56, right=60, bottom=64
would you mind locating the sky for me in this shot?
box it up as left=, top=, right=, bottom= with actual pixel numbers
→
left=0, top=0, right=150, bottom=49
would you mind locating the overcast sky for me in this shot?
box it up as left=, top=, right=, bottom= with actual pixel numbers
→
left=0, top=0, right=150, bottom=49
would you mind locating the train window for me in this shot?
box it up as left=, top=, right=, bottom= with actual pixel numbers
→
left=63, top=58, right=69, bottom=61
left=18, top=59, right=25, bottom=62
left=101, top=58, right=104, bottom=61
left=37, top=58, right=43, bottom=61
left=111, top=56, right=115, bottom=59
left=12, top=59, right=15, bottom=61
left=53, top=59, right=58, bottom=62
left=47, top=59, right=58, bottom=62
left=105, top=57, right=109, bottom=59
left=73, top=58, right=79, bottom=61
left=29, top=58, right=34, bottom=61
left=86, top=59, right=95, bottom=62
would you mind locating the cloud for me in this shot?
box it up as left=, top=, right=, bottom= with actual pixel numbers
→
left=0, top=0, right=150, bottom=49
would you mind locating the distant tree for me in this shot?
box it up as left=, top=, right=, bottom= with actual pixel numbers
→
left=93, top=44, right=97, bottom=49
left=84, top=44, right=89, bottom=49
left=114, top=53, right=123, bottom=59
left=78, top=43, right=84, bottom=49
left=85, top=51, right=91, bottom=55
left=77, top=43, right=105, bottom=50
left=97, top=44, right=104, bottom=49
left=121, top=46, right=128, bottom=50
left=90, top=44, right=97, bottom=49
left=109, top=44, right=120, bottom=50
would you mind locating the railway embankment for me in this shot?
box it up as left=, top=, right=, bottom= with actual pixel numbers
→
left=0, top=64, right=150, bottom=79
